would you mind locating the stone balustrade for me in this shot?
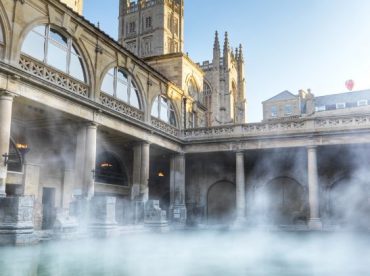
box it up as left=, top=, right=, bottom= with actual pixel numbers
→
left=183, top=114, right=370, bottom=140
left=99, top=93, right=145, bottom=122
left=19, top=55, right=88, bottom=98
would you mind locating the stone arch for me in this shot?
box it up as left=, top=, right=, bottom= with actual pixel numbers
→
left=99, top=64, right=146, bottom=111
left=327, top=176, right=370, bottom=229
left=207, top=181, right=236, bottom=225
left=95, top=151, right=128, bottom=186
left=16, top=21, right=92, bottom=88
left=251, top=176, right=307, bottom=225
left=0, top=1, right=11, bottom=56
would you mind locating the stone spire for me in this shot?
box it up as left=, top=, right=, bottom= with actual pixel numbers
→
left=213, top=31, right=220, bottom=52
left=238, top=44, right=244, bottom=63
left=235, top=47, right=239, bottom=60
left=223, top=31, right=230, bottom=54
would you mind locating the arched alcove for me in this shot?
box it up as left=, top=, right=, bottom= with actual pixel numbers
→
left=95, top=152, right=128, bottom=186
left=252, top=177, right=306, bottom=225
left=207, top=181, right=236, bottom=224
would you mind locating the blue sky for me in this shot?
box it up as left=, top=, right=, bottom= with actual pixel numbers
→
left=84, top=0, right=370, bottom=122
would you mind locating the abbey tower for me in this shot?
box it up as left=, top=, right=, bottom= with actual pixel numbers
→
left=118, top=0, right=184, bottom=57
left=118, top=0, right=246, bottom=126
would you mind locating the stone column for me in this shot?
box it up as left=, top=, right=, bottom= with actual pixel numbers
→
left=307, top=146, right=322, bottom=230
left=0, top=91, right=14, bottom=197
left=235, top=151, right=246, bottom=224
left=62, top=168, right=74, bottom=209
left=83, top=123, right=97, bottom=200
left=170, top=153, right=187, bottom=226
left=140, top=142, right=150, bottom=202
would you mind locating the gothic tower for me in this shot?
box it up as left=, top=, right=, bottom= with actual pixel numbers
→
left=60, top=0, right=83, bottom=15
left=202, top=31, right=247, bottom=125
left=118, top=0, right=184, bottom=58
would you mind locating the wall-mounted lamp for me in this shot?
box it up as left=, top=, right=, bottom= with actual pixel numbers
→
left=157, top=171, right=165, bottom=177
left=16, top=143, right=30, bottom=159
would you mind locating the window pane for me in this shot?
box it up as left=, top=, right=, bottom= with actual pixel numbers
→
left=130, top=89, right=140, bottom=109
left=33, top=25, right=46, bottom=36
left=169, top=109, right=176, bottom=126
left=21, top=31, right=45, bottom=61
left=151, top=96, right=159, bottom=117
left=47, top=41, right=67, bottom=72
left=49, top=29, right=67, bottom=47
left=101, top=69, right=115, bottom=96
left=116, top=80, right=128, bottom=102
left=117, top=70, right=128, bottom=83
left=160, top=104, right=168, bottom=122
left=69, top=53, right=85, bottom=81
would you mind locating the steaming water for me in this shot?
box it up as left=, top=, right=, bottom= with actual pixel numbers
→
left=0, top=231, right=369, bottom=276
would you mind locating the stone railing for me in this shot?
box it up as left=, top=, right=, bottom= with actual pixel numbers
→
left=183, top=115, right=370, bottom=140
left=19, top=55, right=88, bottom=98
left=151, top=117, right=179, bottom=137
left=99, top=93, right=144, bottom=121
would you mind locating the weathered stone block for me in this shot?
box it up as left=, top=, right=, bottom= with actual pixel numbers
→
left=144, top=200, right=168, bottom=232
left=89, top=196, right=118, bottom=238
left=0, top=196, right=37, bottom=245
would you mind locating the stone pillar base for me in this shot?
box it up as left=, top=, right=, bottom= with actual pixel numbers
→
left=133, top=200, right=145, bottom=225
left=53, top=209, right=78, bottom=240
left=0, top=196, right=38, bottom=245
left=308, top=218, right=322, bottom=230
left=170, top=205, right=187, bottom=229
left=89, top=196, right=118, bottom=238
left=144, top=200, right=169, bottom=232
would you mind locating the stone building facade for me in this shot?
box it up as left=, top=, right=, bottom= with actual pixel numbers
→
left=0, top=0, right=369, bottom=244
left=119, top=0, right=247, bottom=127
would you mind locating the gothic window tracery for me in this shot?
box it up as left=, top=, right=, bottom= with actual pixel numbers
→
left=204, top=82, right=212, bottom=126
left=151, top=95, right=177, bottom=126
left=101, top=67, right=141, bottom=110
left=21, top=25, right=86, bottom=82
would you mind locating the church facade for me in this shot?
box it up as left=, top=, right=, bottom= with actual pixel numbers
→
left=0, top=0, right=369, bottom=244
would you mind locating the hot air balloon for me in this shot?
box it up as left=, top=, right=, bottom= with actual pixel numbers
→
left=345, top=79, right=354, bottom=91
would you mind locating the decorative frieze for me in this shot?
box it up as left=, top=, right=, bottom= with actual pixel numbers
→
left=99, top=93, right=144, bottom=121
left=19, top=55, right=88, bottom=97
left=151, top=117, right=179, bottom=137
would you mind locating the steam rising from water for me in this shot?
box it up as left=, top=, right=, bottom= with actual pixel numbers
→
left=0, top=231, right=369, bottom=275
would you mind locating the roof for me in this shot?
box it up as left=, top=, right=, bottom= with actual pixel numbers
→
left=264, top=90, right=297, bottom=103
left=315, top=89, right=370, bottom=106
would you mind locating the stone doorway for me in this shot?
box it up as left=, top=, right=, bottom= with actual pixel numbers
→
left=207, top=181, right=236, bottom=225
left=42, top=187, right=56, bottom=230
left=252, top=177, right=306, bottom=226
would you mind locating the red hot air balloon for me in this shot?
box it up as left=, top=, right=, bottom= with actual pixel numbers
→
left=345, top=79, right=354, bottom=91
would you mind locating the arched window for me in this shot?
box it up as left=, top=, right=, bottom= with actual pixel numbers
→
left=204, top=81, right=212, bottom=126
left=21, top=25, right=85, bottom=82
left=101, top=68, right=141, bottom=109
left=95, top=152, right=128, bottom=186
left=188, top=79, right=203, bottom=104
left=151, top=95, right=176, bottom=126
left=204, top=82, right=212, bottom=109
